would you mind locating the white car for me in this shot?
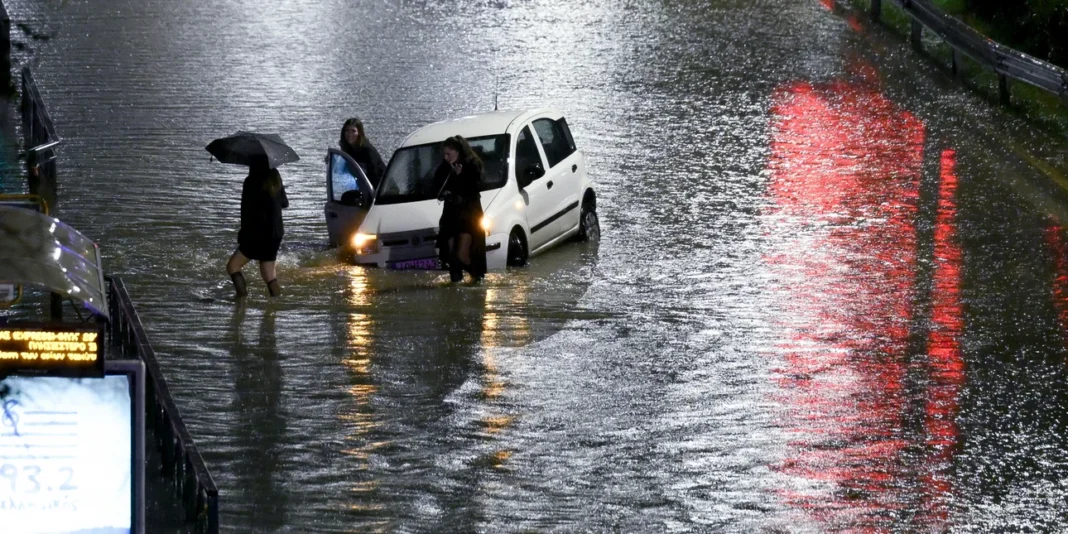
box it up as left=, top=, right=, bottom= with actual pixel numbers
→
left=325, top=108, right=599, bottom=270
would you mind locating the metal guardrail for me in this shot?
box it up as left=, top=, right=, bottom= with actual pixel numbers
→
left=0, top=1, right=10, bottom=92
left=869, top=0, right=1068, bottom=106
left=21, top=67, right=60, bottom=156
left=0, top=192, right=48, bottom=214
left=106, top=276, right=220, bottom=533
left=20, top=67, right=61, bottom=226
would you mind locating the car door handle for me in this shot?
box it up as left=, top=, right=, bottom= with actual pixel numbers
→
left=547, top=180, right=554, bottom=189
left=328, top=212, right=338, bottom=219
left=571, top=164, right=577, bottom=172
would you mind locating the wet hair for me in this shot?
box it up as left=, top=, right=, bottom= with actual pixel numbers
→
left=263, top=169, right=282, bottom=197
left=250, top=155, right=282, bottom=197
left=341, top=117, right=367, bottom=148
left=443, top=135, right=483, bottom=174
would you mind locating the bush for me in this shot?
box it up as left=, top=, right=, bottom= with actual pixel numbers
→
left=963, top=0, right=1068, bottom=68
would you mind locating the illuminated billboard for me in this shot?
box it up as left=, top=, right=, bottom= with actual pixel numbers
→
left=0, top=323, right=105, bottom=377
left=0, top=361, right=144, bottom=533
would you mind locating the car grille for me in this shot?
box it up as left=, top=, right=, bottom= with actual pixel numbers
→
left=379, top=230, right=438, bottom=248
left=375, top=229, right=439, bottom=262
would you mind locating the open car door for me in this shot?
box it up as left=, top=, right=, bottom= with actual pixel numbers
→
left=324, top=149, right=375, bottom=248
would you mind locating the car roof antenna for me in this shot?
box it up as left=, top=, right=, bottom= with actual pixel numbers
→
left=493, top=74, right=499, bottom=111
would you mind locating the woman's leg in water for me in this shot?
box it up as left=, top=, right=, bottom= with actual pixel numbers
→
left=457, top=233, right=472, bottom=267
left=456, top=233, right=482, bottom=281
left=227, top=249, right=251, bottom=298
left=448, top=237, right=463, bottom=282
left=260, top=261, right=281, bottom=297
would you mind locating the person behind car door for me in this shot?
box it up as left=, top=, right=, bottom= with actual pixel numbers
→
left=435, top=135, right=486, bottom=282
left=339, top=117, right=387, bottom=190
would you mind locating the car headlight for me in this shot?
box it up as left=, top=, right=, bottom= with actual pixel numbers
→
left=480, top=216, right=492, bottom=234
left=351, top=232, right=377, bottom=252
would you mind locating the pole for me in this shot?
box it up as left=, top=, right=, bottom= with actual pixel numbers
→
left=998, top=73, right=1010, bottom=106
left=0, top=1, right=10, bottom=96
left=910, top=18, right=923, bottom=52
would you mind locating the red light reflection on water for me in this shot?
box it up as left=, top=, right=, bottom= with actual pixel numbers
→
left=765, top=73, right=934, bottom=530
left=817, top=0, right=865, bottom=32
left=1046, top=225, right=1068, bottom=346
left=917, top=149, right=964, bottom=529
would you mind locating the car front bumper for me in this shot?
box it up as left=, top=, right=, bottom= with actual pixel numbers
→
left=350, top=230, right=509, bottom=271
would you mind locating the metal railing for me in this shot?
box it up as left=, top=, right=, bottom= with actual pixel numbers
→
left=20, top=67, right=61, bottom=218
left=106, top=276, right=220, bottom=533
left=0, top=1, right=10, bottom=92
left=868, top=0, right=1068, bottom=106
left=21, top=66, right=60, bottom=158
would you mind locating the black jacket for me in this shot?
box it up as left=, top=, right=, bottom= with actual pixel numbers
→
left=239, top=169, right=288, bottom=242
left=435, top=159, right=486, bottom=277
left=341, top=140, right=387, bottom=190
left=436, top=159, right=482, bottom=227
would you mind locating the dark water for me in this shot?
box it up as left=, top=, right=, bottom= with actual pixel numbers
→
left=3, top=0, right=1068, bottom=531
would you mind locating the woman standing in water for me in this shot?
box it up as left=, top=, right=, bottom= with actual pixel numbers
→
left=339, top=117, right=387, bottom=190
left=227, top=155, right=289, bottom=298
left=436, top=135, right=486, bottom=283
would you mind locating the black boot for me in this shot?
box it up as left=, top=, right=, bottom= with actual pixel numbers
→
left=266, top=279, right=281, bottom=297
left=230, top=272, right=248, bottom=298
left=461, top=262, right=483, bottom=284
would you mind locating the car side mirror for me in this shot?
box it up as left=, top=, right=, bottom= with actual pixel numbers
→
left=518, top=165, right=544, bottom=189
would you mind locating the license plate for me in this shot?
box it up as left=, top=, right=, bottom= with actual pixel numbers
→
left=388, top=258, right=441, bottom=270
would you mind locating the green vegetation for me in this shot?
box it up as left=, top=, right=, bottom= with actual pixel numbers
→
left=844, top=0, right=1068, bottom=137
left=929, top=0, right=996, bottom=36
left=933, top=0, right=968, bottom=13
left=954, top=0, right=1068, bottom=68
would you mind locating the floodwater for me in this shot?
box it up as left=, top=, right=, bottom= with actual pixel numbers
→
left=3, top=0, right=1068, bottom=531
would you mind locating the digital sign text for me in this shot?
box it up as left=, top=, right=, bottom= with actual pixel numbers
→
left=0, top=330, right=99, bottom=365
left=0, top=324, right=104, bottom=376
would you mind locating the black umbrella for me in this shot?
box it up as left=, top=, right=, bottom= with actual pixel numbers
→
left=206, top=131, right=300, bottom=169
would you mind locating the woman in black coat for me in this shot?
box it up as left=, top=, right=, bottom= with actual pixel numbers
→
left=435, top=135, right=486, bottom=282
left=226, top=155, right=289, bottom=298
left=340, top=117, right=387, bottom=190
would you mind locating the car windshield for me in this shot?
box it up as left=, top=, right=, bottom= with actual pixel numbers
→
left=375, top=134, right=510, bottom=205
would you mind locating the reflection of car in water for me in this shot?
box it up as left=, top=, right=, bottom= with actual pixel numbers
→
left=325, top=234, right=599, bottom=504
left=326, top=108, right=600, bottom=270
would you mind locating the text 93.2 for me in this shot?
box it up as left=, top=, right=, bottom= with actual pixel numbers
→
left=0, top=464, right=76, bottom=494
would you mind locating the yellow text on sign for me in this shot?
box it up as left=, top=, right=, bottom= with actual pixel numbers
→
left=0, top=329, right=100, bottom=365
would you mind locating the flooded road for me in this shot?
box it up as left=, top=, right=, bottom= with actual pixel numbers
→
left=4, top=0, right=1068, bottom=531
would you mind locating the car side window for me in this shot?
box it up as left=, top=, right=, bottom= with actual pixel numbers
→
left=515, top=126, right=544, bottom=176
left=330, top=153, right=360, bottom=203
left=532, top=118, right=576, bottom=168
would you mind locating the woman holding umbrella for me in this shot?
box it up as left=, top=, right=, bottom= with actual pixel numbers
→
left=226, top=155, right=289, bottom=298
left=207, top=131, right=299, bottom=299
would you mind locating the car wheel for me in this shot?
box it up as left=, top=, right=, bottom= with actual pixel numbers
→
left=507, top=229, right=528, bottom=267
left=577, top=203, right=600, bottom=242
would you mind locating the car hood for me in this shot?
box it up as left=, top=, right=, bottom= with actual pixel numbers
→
left=360, top=189, right=502, bottom=234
